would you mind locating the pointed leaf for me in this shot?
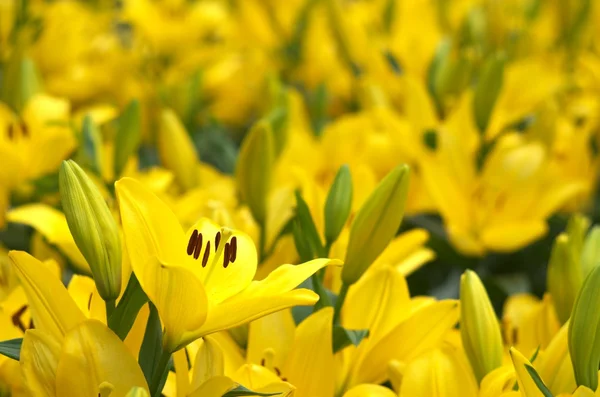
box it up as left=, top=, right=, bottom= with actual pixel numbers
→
left=0, top=338, right=22, bottom=361
left=108, top=274, right=149, bottom=340
left=222, top=386, right=278, bottom=397
left=114, top=100, right=142, bottom=177
left=332, top=326, right=369, bottom=353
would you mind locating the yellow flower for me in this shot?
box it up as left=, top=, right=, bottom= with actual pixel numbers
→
left=116, top=177, right=338, bottom=352
left=0, top=94, right=75, bottom=227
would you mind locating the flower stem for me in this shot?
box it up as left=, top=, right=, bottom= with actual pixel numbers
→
left=105, top=299, right=115, bottom=320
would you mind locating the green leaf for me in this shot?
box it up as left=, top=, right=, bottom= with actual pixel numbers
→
left=138, top=303, right=162, bottom=383
left=77, top=115, right=103, bottom=176
left=222, top=385, right=278, bottom=396
left=332, top=326, right=369, bottom=353
left=114, top=100, right=141, bottom=178
left=474, top=52, right=505, bottom=132
left=524, top=364, right=554, bottom=397
left=293, top=190, right=324, bottom=262
left=0, top=338, right=22, bottom=361
left=108, top=274, right=148, bottom=340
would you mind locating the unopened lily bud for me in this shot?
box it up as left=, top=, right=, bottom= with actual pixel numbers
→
left=324, top=165, right=353, bottom=245
left=158, top=108, right=199, bottom=191
left=341, top=164, right=410, bottom=285
left=474, top=52, right=505, bottom=132
left=235, top=120, right=275, bottom=225
left=581, top=226, right=600, bottom=276
left=460, top=270, right=503, bottom=383
left=59, top=160, right=121, bottom=301
left=191, top=336, right=225, bottom=387
left=547, top=234, right=582, bottom=325
left=569, top=266, right=600, bottom=390
left=0, top=55, right=42, bottom=113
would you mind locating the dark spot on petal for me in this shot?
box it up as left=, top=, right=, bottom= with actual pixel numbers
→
left=21, top=122, right=29, bottom=137
left=260, top=358, right=266, bottom=366
left=87, top=293, right=93, bottom=310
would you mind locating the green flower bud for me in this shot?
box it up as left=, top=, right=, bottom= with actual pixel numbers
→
left=460, top=270, right=503, bottom=383
left=158, top=108, right=199, bottom=191
left=581, top=226, right=600, bottom=276
left=341, top=164, right=409, bottom=285
left=474, top=52, right=505, bottom=132
left=569, top=266, right=600, bottom=390
left=0, top=54, right=42, bottom=113
left=125, top=387, right=149, bottom=397
left=235, top=120, right=275, bottom=225
left=324, top=165, right=353, bottom=245
left=547, top=234, right=582, bottom=325
left=114, top=100, right=141, bottom=178
left=59, top=160, right=121, bottom=301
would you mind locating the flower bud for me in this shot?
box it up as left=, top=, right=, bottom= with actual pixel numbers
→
left=547, top=234, right=582, bottom=325
left=158, top=108, right=199, bottom=191
left=569, top=266, right=600, bottom=390
left=460, top=270, right=503, bottom=383
left=341, top=165, right=409, bottom=285
left=59, top=160, right=121, bottom=301
left=474, top=52, right=505, bottom=132
left=235, top=120, right=274, bottom=225
left=324, top=165, right=353, bottom=245
left=581, top=226, right=600, bottom=276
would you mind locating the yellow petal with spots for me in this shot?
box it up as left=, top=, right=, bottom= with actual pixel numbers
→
left=55, top=320, right=148, bottom=397
left=9, top=251, right=85, bottom=341
left=184, top=218, right=257, bottom=304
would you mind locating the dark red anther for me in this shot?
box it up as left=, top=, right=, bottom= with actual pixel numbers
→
left=187, top=229, right=198, bottom=256
left=223, top=242, right=230, bottom=268
left=202, top=241, right=211, bottom=267
left=215, top=231, right=221, bottom=251
left=229, top=236, right=237, bottom=263
left=193, top=233, right=203, bottom=260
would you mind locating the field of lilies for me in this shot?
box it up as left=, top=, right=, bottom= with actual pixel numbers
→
left=1, top=0, right=600, bottom=396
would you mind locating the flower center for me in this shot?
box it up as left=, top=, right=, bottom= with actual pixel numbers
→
left=186, top=228, right=238, bottom=269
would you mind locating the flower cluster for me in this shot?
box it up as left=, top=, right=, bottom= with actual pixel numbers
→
left=1, top=0, right=600, bottom=396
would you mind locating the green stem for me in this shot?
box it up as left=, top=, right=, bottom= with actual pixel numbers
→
left=333, top=282, right=349, bottom=324
left=105, top=299, right=115, bottom=320
left=259, top=224, right=267, bottom=262
left=150, top=349, right=171, bottom=397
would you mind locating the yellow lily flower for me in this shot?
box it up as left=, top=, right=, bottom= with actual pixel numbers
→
left=20, top=319, right=148, bottom=396
left=0, top=94, right=75, bottom=227
left=116, top=176, right=337, bottom=352
left=393, top=342, right=478, bottom=397
left=246, top=307, right=337, bottom=396
left=340, top=265, right=459, bottom=389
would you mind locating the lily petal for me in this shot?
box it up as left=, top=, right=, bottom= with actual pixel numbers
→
left=353, top=300, right=460, bottom=385
left=509, top=347, right=545, bottom=397
left=187, top=376, right=237, bottom=397
left=116, top=177, right=186, bottom=273
left=187, top=259, right=337, bottom=341
left=344, top=384, right=397, bottom=397
left=55, top=320, right=149, bottom=396
left=190, top=336, right=225, bottom=391
left=141, top=256, right=208, bottom=352
left=20, top=329, right=61, bottom=396
left=9, top=251, right=85, bottom=341
left=7, top=204, right=89, bottom=273
left=247, top=310, right=296, bottom=370
left=284, top=307, right=335, bottom=397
